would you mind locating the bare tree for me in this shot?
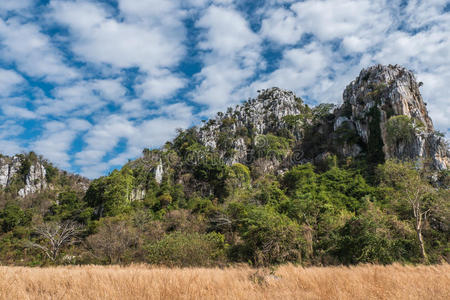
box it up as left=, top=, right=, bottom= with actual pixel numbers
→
left=87, top=218, right=138, bottom=264
left=27, top=221, right=80, bottom=261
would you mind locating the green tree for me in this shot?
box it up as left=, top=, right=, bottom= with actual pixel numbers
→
left=0, top=203, right=31, bottom=232
left=85, top=168, right=134, bottom=217
left=238, top=206, right=303, bottom=266
left=378, top=160, right=436, bottom=262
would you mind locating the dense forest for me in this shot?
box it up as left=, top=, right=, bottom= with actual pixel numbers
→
left=0, top=65, right=449, bottom=267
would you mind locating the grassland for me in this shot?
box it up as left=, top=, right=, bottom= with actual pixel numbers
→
left=0, top=264, right=448, bottom=299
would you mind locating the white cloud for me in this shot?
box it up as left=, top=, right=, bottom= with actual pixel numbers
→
left=191, top=5, right=262, bottom=113
left=260, top=8, right=303, bottom=45
left=49, top=0, right=187, bottom=100
left=0, top=18, right=79, bottom=83
left=0, top=69, right=24, bottom=96
left=0, top=140, right=22, bottom=155
left=1, top=104, right=37, bottom=119
left=32, top=120, right=88, bottom=169
left=136, top=72, right=186, bottom=101
left=0, top=0, right=33, bottom=12
left=0, top=120, right=24, bottom=139
left=35, top=78, right=129, bottom=117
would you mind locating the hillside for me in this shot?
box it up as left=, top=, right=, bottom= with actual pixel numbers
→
left=0, top=64, right=448, bottom=266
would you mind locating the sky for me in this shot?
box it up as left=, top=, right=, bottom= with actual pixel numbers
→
left=0, top=0, right=449, bottom=178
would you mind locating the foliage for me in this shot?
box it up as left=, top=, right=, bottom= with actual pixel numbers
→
left=237, top=206, right=303, bottom=266
left=386, top=115, right=422, bottom=147
left=0, top=203, right=32, bottom=232
left=84, top=168, right=134, bottom=217
left=146, top=232, right=226, bottom=267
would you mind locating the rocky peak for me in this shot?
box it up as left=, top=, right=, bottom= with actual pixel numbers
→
left=344, top=64, right=433, bottom=137
left=234, top=87, right=304, bottom=133
left=200, top=88, right=303, bottom=139
left=340, top=64, right=449, bottom=169
left=198, top=87, right=304, bottom=164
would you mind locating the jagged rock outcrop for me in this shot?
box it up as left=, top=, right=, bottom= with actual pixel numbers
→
left=0, top=153, right=90, bottom=198
left=18, top=161, right=47, bottom=197
left=340, top=64, right=449, bottom=169
left=0, top=155, right=47, bottom=196
left=0, top=156, right=21, bottom=187
left=199, top=87, right=304, bottom=164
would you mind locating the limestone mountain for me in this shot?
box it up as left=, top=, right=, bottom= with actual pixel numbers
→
left=1, top=64, right=449, bottom=266
left=1, top=64, right=448, bottom=203
left=80, top=64, right=448, bottom=217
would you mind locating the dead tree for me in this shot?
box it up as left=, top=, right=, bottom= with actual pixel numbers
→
left=28, top=221, right=80, bottom=261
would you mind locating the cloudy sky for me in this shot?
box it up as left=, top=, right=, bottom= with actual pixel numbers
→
left=0, top=0, right=449, bottom=178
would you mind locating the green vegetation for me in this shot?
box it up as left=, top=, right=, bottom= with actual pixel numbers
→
left=0, top=96, right=448, bottom=267
left=1, top=149, right=447, bottom=267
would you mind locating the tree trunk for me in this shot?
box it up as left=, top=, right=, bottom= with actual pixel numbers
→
left=414, top=203, right=428, bottom=263
left=416, top=228, right=428, bottom=263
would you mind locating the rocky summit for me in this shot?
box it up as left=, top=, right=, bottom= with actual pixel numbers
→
left=341, top=64, right=448, bottom=170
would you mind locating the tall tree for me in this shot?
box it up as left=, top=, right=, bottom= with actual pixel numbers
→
left=378, top=160, right=435, bottom=262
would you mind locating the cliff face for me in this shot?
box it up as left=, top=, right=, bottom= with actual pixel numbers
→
left=0, top=153, right=89, bottom=199
left=341, top=64, right=449, bottom=170
left=0, top=155, right=47, bottom=197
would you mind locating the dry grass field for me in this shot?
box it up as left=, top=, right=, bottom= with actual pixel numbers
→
left=0, top=264, right=448, bottom=300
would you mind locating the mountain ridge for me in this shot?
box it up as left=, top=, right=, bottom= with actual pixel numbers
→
left=0, top=64, right=448, bottom=200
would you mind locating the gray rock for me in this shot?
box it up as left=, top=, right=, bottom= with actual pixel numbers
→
left=342, top=64, right=449, bottom=169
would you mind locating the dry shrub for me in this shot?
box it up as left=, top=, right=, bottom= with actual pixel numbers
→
left=0, top=263, right=448, bottom=299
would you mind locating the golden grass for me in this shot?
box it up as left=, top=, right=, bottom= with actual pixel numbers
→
left=0, top=264, right=448, bottom=300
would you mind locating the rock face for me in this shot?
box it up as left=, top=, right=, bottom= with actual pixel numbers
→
left=341, top=64, right=449, bottom=169
left=0, top=153, right=90, bottom=198
left=199, top=87, right=304, bottom=164
left=0, top=156, right=21, bottom=188
left=0, top=155, right=47, bottom=197
left=18, top=162, right=47, bottom=197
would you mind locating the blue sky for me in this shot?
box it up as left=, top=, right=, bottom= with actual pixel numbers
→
left=0, top=0, right=449, bottom=178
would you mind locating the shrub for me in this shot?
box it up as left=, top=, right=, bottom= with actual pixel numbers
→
left=386, top=115, right=417, bottom=146
left=146, top=232, right=226, bottom=267
left=238, top=206, right=303, bottom=266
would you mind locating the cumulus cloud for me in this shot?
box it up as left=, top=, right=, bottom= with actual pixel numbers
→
left=31, top=119, right=91, bottom=169
left=191, top=5, right=262, bottom=113
left=0, top=69, right=24, bottom=96
left=0, top=140, right=22, bottom=155
left=0, top=0, right=33, bottom=14
left=0, top=18, right=79, bottom=83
